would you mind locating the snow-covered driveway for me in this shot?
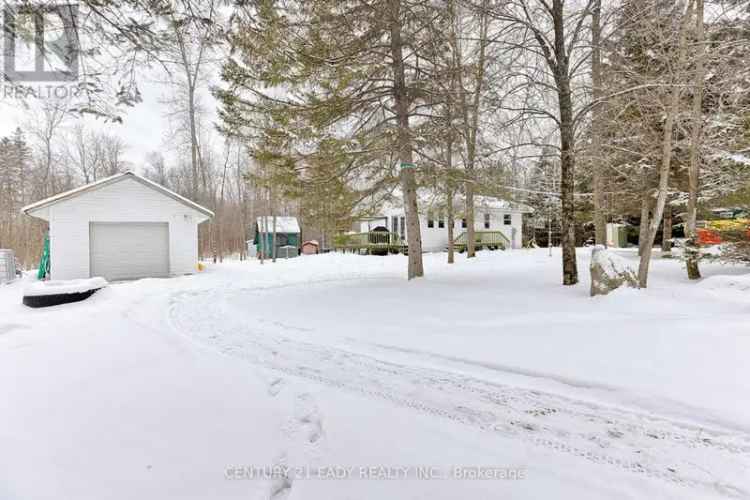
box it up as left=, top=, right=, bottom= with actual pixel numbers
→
left=2, top=249, right=749, bottom=499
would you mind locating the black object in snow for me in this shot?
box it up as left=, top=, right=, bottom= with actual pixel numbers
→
left=23, top=288, right=102, bottom=308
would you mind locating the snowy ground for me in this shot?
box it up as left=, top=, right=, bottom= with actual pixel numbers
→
left=1, top=248, right=749, bottom=499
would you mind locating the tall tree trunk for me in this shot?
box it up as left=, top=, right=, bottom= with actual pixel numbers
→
left=271, top=187, right=277, bottom=263
left=591, top=0, right=606, bottom=246
left=459, top=1, right=489, bottom=259
left=465, top=178, right=475, bottom=257
left=638, top=0, right=695, bottom=288
left=236, top=144, right=248, bottom=260
left=638, top=172, right=651, bottom=257
left=551, top=0, right=578, bottom=285
left=686, top=0, right=705, bottom=280
left=447, top=189, right=455, bottom=264
left=218, top=150, right=229, bottom=263
left=188, top=85, right=200, bottom=201
left=447, top=171, right=455, bottom=264
left=445, top=42, right=457, bottom=265
left=662, top=204, right=672, bottom=253
left=259, top=187, right=268, bottom=265
left=389, top=0, right=423, bottom=279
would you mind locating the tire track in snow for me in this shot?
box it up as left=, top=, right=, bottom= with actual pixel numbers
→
left=167, top=288, right=750, bottom=499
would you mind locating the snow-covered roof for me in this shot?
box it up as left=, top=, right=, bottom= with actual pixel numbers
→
left=22, top=171, right=214, bottom=219
left=256, top=216, right=300, bottom=234
left=474, top=196, right=534, bottom=213
left=358, top=188, right=533, bottom=217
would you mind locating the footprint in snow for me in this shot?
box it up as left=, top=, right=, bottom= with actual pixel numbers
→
left=295, top=394, right=324, bottom=444
left=268, top=378, right=285, bottom=397
left=268, top=454, right=293, bottom=500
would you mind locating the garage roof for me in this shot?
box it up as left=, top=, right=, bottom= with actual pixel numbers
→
left=22, top=171, right=215, bottom=219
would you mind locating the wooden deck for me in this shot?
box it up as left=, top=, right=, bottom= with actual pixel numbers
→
left=334, top=229, right=510, bottom=254
left=454, top=230, right=509, bottom=251
left=333, top=231, right=408, bottom=254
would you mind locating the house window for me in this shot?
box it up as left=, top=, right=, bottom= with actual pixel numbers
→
left=461, top=218, right=467, bottom=228
left=391, top=216, right=398, bottom=234
left=427, top=212, right=434, bottom=228
left=400, top=217, right=405, bottom=238
left=484, top=213, right=490, bottom=229
left=504, top=214, right=512, bottom=225
left=438, top=214, right=445, bottom=229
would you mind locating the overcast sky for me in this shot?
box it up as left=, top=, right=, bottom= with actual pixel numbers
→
left=0, top=73, right=219, bottom=171
left=0, top=5, right=224, bottom=172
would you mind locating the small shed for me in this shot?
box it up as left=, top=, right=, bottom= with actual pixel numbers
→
left=606, top=223, right=628, bottom=248
left=22, top=171, right=213, bottom=281
left=254, top=216, right=301, bottom=258
left=301, top=240, right=320, bottom=255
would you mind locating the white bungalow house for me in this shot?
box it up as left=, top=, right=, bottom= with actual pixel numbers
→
left=355, top=191, right=533, bottom=251
left=22, top=171, right=213, bottom=281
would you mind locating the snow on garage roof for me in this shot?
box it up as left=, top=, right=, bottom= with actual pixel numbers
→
left=21, top=171, right=214, bottom=219
left=256, top=216, right=301, bottom=234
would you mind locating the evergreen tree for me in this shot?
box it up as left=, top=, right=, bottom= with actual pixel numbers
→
left=215, top=0, right=456, bottom=278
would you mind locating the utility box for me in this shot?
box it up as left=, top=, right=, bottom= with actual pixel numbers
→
left=0, top=249, right=17, bottom=284
left=246, top=240, right=257, bottom=258
left=278, top=245, right=299, bottom=259
left=606, top=224, right=628, bottom=248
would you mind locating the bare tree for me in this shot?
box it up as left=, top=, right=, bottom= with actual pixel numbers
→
left=449, top=0, right=491, bottom=259
left=491, top=0, right=599, bottom=285
left=685, top=0, right=706, bottom=280
left=26, top=100, right=70, bottom=197
left=637, top=0, right=695, bottom=288
left=591, top=0, right=607, bottom=245
left=162, top=0, right=220, bottom=201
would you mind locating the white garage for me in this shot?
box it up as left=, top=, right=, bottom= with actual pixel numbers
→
left=23, top=171, right=213, bottom=281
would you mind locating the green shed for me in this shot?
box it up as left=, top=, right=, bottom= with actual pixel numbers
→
left=254, top=216, right=301, bottom=258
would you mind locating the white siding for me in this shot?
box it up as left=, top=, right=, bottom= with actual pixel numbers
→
left=48, top=178, right=202, bottom=280
left=357, top=209, right=525, bottom=252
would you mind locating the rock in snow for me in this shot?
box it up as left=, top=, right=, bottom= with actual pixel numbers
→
left=590, top=246, right=638, bottom=296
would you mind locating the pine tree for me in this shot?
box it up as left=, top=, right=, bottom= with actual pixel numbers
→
left=216, top=0, right=456, bottom=279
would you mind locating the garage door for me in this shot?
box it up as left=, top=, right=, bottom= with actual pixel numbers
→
left=90, top=222, right=169, bottom=280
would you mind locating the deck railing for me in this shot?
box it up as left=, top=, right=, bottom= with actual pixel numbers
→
left=333, top=231, right=406, bottom=250
left=455, top=230, right=510, bottom=250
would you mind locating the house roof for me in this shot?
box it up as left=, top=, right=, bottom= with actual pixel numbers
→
left=474, top=196, right=534, bottom=213
left=22, top=171, right=215, bottom=219
left=359, top=189, right=534, bottom=217
left=256, top=216, right=301, bottom=234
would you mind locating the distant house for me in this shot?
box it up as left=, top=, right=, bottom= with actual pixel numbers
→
left=354, top=191, right=532, bottom=252
left=254, top=216, right=301, bottom=258
left=22, top=171, right=213, bottom=281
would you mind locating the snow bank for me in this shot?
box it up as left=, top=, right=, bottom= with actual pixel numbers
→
left=23, top=277, right=108, bottom=297
left=2, top=249, right=750, bottom=499
left=700, top=273, right=750, bottom=291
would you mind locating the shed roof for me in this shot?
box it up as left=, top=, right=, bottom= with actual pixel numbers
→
left=256, top=216, right=301, bottom=234
left=21, top=171, right=214, bottom=219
